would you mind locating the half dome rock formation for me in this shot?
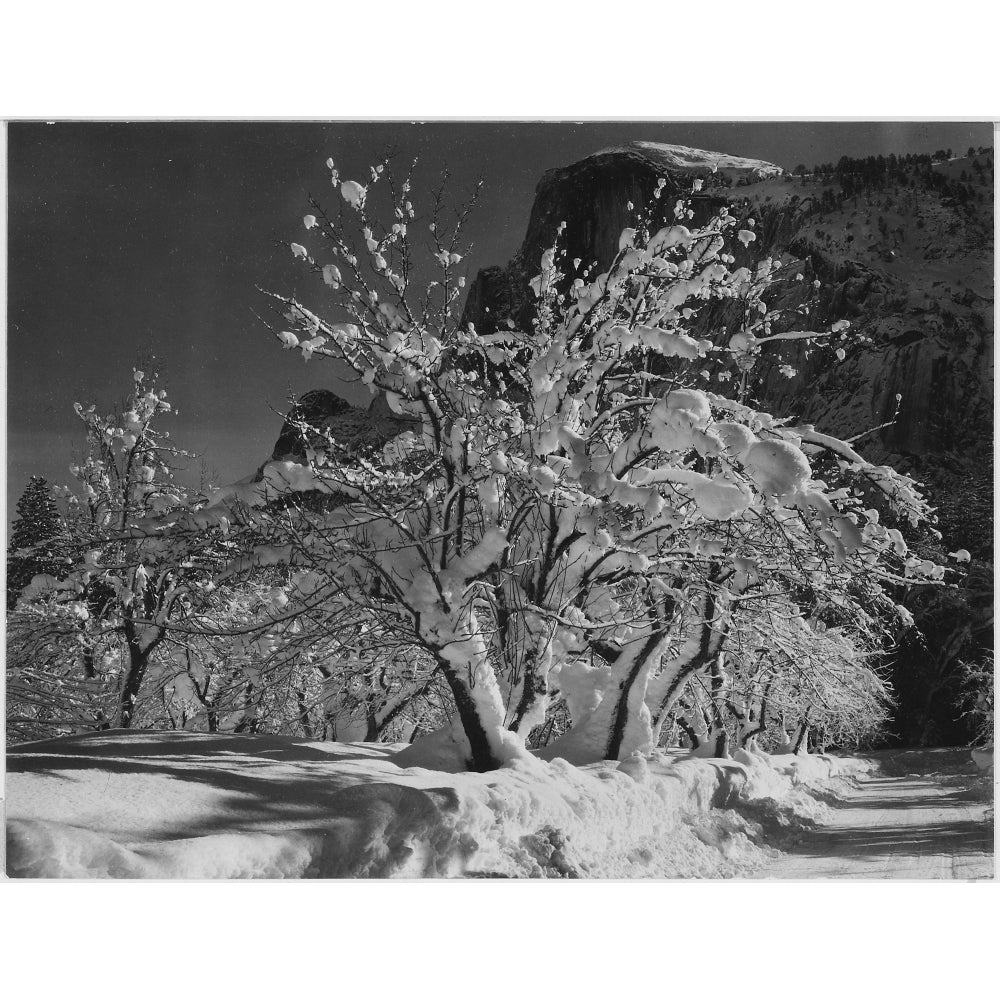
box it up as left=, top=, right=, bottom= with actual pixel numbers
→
left=461, top=141, right=783, bottom=336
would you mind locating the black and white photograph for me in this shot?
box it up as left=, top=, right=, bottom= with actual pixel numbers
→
left=4, top=118, right=993, bottom=882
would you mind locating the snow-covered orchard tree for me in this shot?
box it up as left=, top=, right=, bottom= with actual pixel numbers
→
left=163, top=574, right=443, bottom=740
left=679, top=603, right=895, bottom=755
left=233, top=158, right=944, bottom=771
left=6, top=596, right=117, bottom=741
left=13, top=370, right=227, bottom=731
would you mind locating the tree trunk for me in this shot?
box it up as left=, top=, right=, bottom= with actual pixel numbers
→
left=604, top=631, right=668, bottom=761
left=647, top=586, right=731, bottom=740
left=117, top=620, right=165, bottom=729
left=707, top=654, right=728, bottom=737
left=506, top=620, right=556, bottom=735
left=739, top=681, right=773, bottom=747
left=117, top=643, right=148, bottom=729
left=676, top=715, right=700, bottom=749
left=364, top=712, right=379, bottom=742
left=416, top=603, right=515, bottom=771
left=542, top=631, right=667, bottom=763
left=793, top=711, right=811, bottom=754
left=297, top=688, right=314, bottom=739
left=437, top=655, right=506, bottom=772
left=187, top=654, right=218, bottom=733
left=234, top=682, right=258, bottom=734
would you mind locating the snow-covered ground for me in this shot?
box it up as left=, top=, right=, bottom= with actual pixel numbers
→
left=755, top=748, right=994, bottom=879
left=5, top=731, right=869, bottom=879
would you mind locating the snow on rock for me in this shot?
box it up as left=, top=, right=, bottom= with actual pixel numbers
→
left=593, top=141, right=784, bottom=181
left=5, top=731, right=870, bottom=880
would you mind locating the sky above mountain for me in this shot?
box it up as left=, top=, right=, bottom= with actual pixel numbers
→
left=6, top=120, right=992, bottom=522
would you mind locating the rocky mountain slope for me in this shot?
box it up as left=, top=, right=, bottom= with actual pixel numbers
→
left=742, top=160, right=993, bottom=473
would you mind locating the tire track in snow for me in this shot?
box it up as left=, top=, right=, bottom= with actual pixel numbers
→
left=756, top=751, right=994, bottom=880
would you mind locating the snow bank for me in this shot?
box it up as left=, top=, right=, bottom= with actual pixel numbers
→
left=5, top=732, right=867, bottom=880
left=730, top=747, right=871, bottom=840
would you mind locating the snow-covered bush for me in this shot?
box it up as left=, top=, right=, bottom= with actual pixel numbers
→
left=230, top=158, right=944, bottom=771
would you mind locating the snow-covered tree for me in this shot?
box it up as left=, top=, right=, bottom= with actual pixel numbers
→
left=6, top=597, right=116, bottom=742
left=210, top=158, right=943, bottom=771
left=709, top=599, right=894, bottom=753
left=6, top=476, right=67, bottom=608
left=13, top=370, right=224, bottom=731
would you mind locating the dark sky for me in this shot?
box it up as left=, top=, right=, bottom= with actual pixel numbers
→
left=6, top=120, right=992, bottom=524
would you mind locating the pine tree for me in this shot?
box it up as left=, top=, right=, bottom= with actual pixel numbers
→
left=7, top=476, right=66, bottom=608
